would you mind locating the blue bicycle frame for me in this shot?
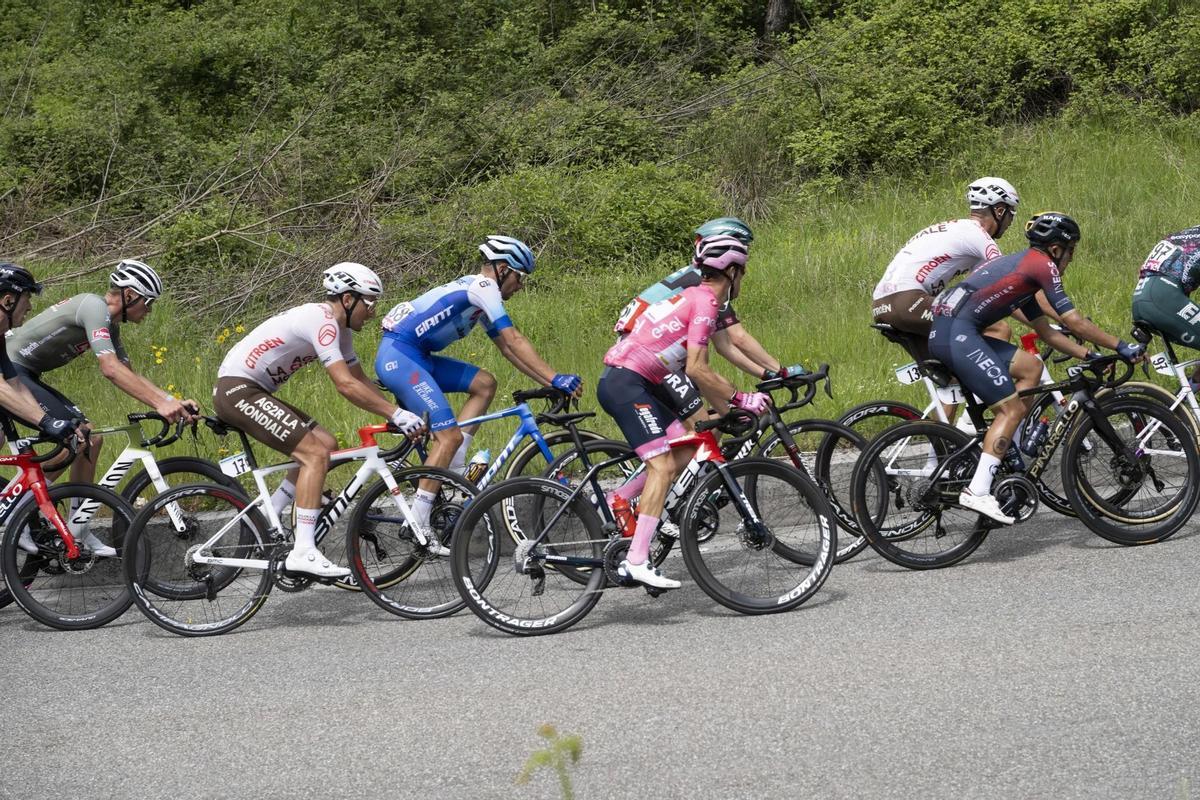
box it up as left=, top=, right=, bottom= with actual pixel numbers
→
left=456, top=402, right=554, bottom=489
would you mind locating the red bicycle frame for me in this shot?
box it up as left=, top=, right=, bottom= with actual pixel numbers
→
left=0, top=450, right=77, bottom=559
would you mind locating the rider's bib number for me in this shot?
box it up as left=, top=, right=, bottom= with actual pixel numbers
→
left=1150, top=352, right=1175, bottom=376
left=1141, top=240, right=1182, bottom=273
left=219, top=452, right=251, bottom=477
left=894, top=362, right=922, bottom=385
left=935, top=385, right=965, bottom=405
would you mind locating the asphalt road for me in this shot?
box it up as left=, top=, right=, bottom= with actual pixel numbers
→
left=3, top=510, right=1199, bottom=800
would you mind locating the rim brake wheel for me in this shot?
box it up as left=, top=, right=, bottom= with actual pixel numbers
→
left=850, top=421, right=990, bottom=570
left=680, top=458, right=835, bottom=614
left=347, top=466, right=476, bottom=619
left=451, top=477, right=606, bottom=637
left=124, top=483, right=273, bottom=637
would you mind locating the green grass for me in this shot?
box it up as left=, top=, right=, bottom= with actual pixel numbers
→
left=23, top=115, right=1200, bottom=467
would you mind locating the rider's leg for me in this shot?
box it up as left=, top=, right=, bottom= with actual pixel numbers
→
left=450, top=368, right=496, bottom=472
left=68, top=431, right=102, bottom=484
left=966, top=349, right=1040, bottom=499
left=289, top=426, right=335, bottom=547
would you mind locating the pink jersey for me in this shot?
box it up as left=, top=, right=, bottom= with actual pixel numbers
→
left=603, top=285, right=719, bottom=382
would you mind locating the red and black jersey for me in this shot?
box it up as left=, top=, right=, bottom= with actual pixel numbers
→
left=933, top=248, right=1074, bottom=328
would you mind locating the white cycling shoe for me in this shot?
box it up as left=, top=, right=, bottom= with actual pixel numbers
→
left=618, top=559, right=681, bottom=590
left=413, top=525, right=450, bottom=557
left=17, top=527, right=37, bottom=554
left=284, top=547, right=351, bottom=578
left=77, top=530, right=117, bottom=558
left=957, top=490, right=1015, bottom=526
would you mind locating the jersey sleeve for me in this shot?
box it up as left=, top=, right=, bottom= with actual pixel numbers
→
left=714, top=301, right=739, bottom=331
left=74, top=295, right=121, bottom=360
left=1032, top=259, right=1075, bottom=316
left=302, top=306, right=351, bottom=368
left=0, top=344, right=15, bottom=381
left=965, top=221, right=1002, bottom=263
left=467, top=277, right=513, bottom=338
left=685, top=291, right=719, bottom=348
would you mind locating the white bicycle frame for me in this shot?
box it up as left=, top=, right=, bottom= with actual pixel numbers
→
left=191, top=437, right=423, bottom=571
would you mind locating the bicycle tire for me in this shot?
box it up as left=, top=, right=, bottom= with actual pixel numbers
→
left=116, top=456, right=242, bottom=551
left=346, top=466, right=477, bottom=619
left=837, top=400, right=923, bottom=443
left=850, top=420, right=990, bottom=570
left=1109, top=380, right=1200, bottom=443
left=450, top=477, right=606, bottom=636
left=502, top=428, right=607, bottom=479
left=756, top=418, right=880, bottom=562
left=1062, top=395, right=1200, bottom=544
left=1, top=483, right=135, bottom=630
left=679, top=458, right=835, bottom=614
left=123, top=483, right=274, bottom=637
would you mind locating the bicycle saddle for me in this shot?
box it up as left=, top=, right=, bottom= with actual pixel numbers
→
left=917, top=359, right=955, bottom=389
left=872, top=323, right=929, bottom=363
left=1129, top=322, right=1158, bottom=345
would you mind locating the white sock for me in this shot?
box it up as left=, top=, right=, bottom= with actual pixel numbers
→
left=293, top=507, right=320, bottom=552
left=270, top=480, right=296, bottom=515
left=450, top=432, right=473, bottom=473
left=412, top=490, right=436, bottom=527
left=968, top=453, right=1002, bottom=497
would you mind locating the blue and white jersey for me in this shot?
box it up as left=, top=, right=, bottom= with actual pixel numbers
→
left=382, top=274, right=513, bottom=353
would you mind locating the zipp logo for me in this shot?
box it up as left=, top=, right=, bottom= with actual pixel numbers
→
left=415, top=308, right=452, bottom=336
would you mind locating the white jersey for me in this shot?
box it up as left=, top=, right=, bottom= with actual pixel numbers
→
left=218, top=303, right=359, bottom=391
left=872, top=218, right=1001, bottom=300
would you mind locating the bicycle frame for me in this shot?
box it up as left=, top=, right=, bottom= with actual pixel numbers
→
left=0, top=449, right=79, bottom=558
left=194, top=425, right=421, bottom=571
left=457, top=402, right=554, bottom=489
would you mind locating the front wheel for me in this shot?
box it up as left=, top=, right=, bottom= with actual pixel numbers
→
left=346, top=466, right=477, bottom=620
left=1, top=484, right=135, bottom=630
left=679, top=459, right=835, bottom=614
left=1062, top=396, right=1200, bottom=545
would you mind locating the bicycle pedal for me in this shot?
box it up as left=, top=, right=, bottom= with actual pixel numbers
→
left=644, top=586, right=668, bottom=598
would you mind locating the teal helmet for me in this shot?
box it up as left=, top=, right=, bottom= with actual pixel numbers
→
left=694, top=217, right=753, bottom=244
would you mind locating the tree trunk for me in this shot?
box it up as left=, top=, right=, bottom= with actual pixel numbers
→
left=766, top=0, right=793, bottom=36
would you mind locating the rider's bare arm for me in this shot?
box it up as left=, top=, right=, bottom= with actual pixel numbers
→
left=1034, top=290, right=1068, bottom=323
left=1029, top=315, right=1090, bottom=360
left=97, top=352, right=197, bottom=421
left=326, top=360, right=400, bottom=418
left=685, top=343, right=737, bottom=414
left=712, top=325, right=779, bottom=378
left=348, top=361, right=393, bottom=404
left=1057, top=309, right=1121, bottom=352
left=494, top=327, right=556, bottom=386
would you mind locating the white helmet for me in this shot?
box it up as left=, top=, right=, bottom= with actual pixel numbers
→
left=322, top=262, right=383, bottom=297
left=967, top=177, right=1020, bottom=210
left=110, top=259, right=163, bottom=300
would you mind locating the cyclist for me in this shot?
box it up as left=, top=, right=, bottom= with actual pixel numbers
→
left=872, top=178, right=1020, bottom=357
left=928, top=212, right=1144, bottom=524
left=597, top=234, right=768, bottom=589
left=0, top=264, right=82, bottom=444
left=607, top=218, right=803, bottom=530
left=214, top=263, right=424, bottom=578
left=6, top=259, right=198, bottom=556
left=1131, top=226, right=1200, bottom=381
left=376, top=235, right=582, bottom=533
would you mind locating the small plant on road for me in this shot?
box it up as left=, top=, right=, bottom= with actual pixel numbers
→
left=516, top=723, right=583, bottom=800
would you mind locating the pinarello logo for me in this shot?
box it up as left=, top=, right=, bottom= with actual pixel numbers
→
left=317, top=324, right=337, bottom=346
left=91, top=328, right=111, bottom=341
left=410, top=371, right=420, bottom=385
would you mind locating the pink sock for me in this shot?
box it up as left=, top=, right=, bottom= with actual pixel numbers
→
left=627, top=513, right=660, bottom=565
left=606, top=472, right=649, bottom=508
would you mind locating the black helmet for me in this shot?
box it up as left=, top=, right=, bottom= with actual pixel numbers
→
left=0, top=263, right=43, bottom=296
left=1024, top=212, right=1080, bottom=248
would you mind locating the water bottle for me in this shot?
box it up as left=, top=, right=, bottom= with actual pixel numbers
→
left=1020, top=416, right=1049, bottom=456
left=464, top=449, right=491, bottom=484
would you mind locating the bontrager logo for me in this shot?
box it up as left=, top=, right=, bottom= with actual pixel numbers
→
left=415, top=308, right=452, bottom=336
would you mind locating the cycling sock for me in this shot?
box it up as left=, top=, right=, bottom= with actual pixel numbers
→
left=627, top=513, right=660, bottom=565
left=293, top=506, right=320, bottom=551
left=606, top=471, right=649, bottom=510
left=968, top=453, right=1002, bottom=497
left=270, top=479, right=296, bottom=515
left=412, top=489, right=436, bottom=527
left=450, top=432, right=474, bottom=473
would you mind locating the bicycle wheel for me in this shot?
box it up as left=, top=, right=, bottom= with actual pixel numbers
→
left=1, top=484, right=135, bottom=630
left=1110, top=380, right=1200, bottom=443
left=123, top=483, right=273, bottom=636
left=679, top=458, right=835, bottom=614
left=837, top=400, right=923, bottom=442
left=757, top=418, right=879, bottom=563
left=346, top=466, right=477, bottom=619
left=115, top=456, right=242, bottom=552
left=450, top=477, right=606, bottom=636
left=502, top=429, right=607, bottom=479
left=1062, top=396, right=1200, bottom=545
left=850, top=420, right=990, bottom=569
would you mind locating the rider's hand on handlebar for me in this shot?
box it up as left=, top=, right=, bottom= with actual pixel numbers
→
left=36, top=413, right=81, bottom=445
left=762, top=364, right=807, bottom=380
left=551, top=373, right=584, bottom=398
left=390, top=407, right=425, bottom=439
left=730, top=390, right=770, bottom=414
left=1116, top=339, right=1147, bottom=364
left=155, top=396, right=196, bottom=424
